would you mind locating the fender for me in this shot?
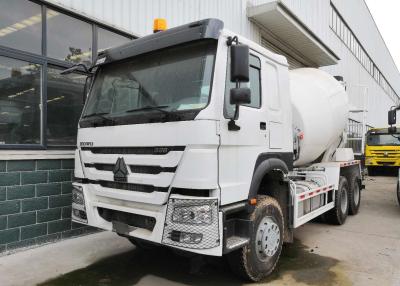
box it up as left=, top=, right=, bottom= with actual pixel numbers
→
left=223, top=154, right=293, bottom=252
left=248, top=153, right=292, bottom=201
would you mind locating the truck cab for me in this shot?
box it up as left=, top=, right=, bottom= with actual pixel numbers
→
left=71, top=19, right=362, bottom=281
left=365, top=128, right=400, bottom=175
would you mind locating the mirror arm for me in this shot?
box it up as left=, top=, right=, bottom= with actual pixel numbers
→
left=228, top=80, right=241, bottom=131
left=61, top=63, right=93, bottom=75
left=228, top=117, right=241, bottom=131
left=227, top=36, right=238, bottom=46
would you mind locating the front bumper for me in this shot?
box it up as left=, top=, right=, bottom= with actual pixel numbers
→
left=365, top=156, right=400, bottom=167
left=71, top=182, right=223, bottom=256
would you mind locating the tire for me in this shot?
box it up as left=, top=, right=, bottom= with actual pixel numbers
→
left=227, top=196, right=284, bottom=282
left=128, top=237, right=159, bottom=250
left=348, top=175, right=361, bottom=215
left=368, top=166, right=376, bottom=176
left=325, top=176, right=349, bottom=225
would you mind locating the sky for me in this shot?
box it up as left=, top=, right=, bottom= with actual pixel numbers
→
left=365, top=0, right=400, bottom=71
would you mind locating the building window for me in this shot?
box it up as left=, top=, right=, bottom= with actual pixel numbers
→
left=0, top=56, right=41, bottom=145
left=46, top=67, right=86, bottom=146
left=330, top=4, right=398, bottom=102
left=97, top=27, right=131, bottom=52
left=0, top=1, right=134, bottom=149
left=0, top=0, right=42, bottom=54
left=47, top=9, right=92, bottom=65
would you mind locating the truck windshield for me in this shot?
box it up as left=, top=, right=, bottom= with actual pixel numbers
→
left=367, top=133, right=400, bottom=146
left=81, top=40, right=216, bottom=127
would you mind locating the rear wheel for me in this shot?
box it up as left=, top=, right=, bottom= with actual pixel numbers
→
left=227, top=196, right=284, bottom=282
left=348, top=176, right=361, bottom=215
left=326, top=176, right=349, bottom=225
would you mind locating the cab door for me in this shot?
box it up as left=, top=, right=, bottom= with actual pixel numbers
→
left=218, top=51, right=270, bottom=205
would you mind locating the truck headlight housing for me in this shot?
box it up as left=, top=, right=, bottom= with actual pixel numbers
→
left=170, top=230, right=203, bottom=244
left=72, top=185, right=87, bottom=223
left=162, top=197, right=220, bottom=249
left=72, top=186, right=85, bottom=205
left=172, top=204, right=213, bottom=225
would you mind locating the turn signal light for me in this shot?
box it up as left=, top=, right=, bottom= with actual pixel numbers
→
left=250, top=198, right=257, bottom=205
left=153, top=18, right=167, bottom=33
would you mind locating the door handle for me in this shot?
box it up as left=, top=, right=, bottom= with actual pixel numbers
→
left=260, top=122, right=266, bottom=130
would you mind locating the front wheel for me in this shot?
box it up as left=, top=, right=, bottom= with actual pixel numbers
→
left=227, top=196, right=284, bottom=282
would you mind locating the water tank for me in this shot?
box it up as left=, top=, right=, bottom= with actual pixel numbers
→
left=290, top=68, right=349, bottom=166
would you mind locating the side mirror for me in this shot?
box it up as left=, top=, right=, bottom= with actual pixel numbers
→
left=388, top=109, right=397, bottom=126
left=230, top=88, right=251, bottom=106
left=228, top=88, right=251, bottom=130
left=230, top=45, right=249, bottom=83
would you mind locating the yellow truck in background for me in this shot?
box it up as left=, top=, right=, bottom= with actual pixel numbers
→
left=365, top=128, right=400, bottom=175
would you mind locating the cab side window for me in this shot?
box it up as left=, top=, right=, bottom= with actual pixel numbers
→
left=224, top=54, right=261, bottom=118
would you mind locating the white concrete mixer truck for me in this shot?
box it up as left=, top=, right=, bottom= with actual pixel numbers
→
left=67, top=19, right=363, bottom=281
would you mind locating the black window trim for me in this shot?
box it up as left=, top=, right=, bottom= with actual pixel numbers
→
left=247, top=54, right=262, bottom=110
left=223, top=51, right=263, bottom=119
left=0, top=0, right=135, bottom=150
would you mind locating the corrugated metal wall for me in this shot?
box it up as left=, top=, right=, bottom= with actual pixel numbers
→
left=49, top=0, right=400, bottom=127
left=49, top=0, right=261, bottom=42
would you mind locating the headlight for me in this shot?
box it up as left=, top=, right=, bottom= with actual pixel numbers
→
left=162, top=197, right=219, bottom=249
left=72, top=185, right=87, bottom=223
left=365, top=158, right=373, bottom=165
left=172, top=204, right=213, bottom=225
left=72, top=186, right=85, bottom=205
left=170, top=230, right=203, bottom=244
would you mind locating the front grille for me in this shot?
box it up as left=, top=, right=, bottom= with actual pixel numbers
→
left=85, top=163, right=177, bottom=174
left=98, top=207, right=156, bottom=231
left=130, top=165, right=177, bottom=174
left=81, top=146, right=185, bottom=155
left=376, top=161, right=395, bottom=165
left=98, top=180, right=169, bottom=193
left=85, top=163, right=114, bottom=171
left=370, top=151, right=400, bottom=158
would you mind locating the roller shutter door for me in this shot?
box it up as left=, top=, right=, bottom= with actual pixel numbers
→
left=261, top=37, right=306, bottom=69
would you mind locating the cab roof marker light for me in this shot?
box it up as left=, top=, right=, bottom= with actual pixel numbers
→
left=153, top=18, right=167, bottom=33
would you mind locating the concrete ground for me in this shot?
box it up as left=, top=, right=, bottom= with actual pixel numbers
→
left=1, top=176, right=399, bottom=286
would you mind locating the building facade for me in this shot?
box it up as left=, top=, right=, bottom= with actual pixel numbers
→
left=0, top=0, right=135, bottom=253
left=0, top=0, right=399, bottom=252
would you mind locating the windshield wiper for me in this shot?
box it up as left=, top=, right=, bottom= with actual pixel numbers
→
left=125, top=105, right=183, bottom=121
left=125, top=105, right=170, bottom=114
left=82, top=112, right=115, bottom=125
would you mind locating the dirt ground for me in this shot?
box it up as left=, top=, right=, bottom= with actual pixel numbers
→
left=1, top=175, right=399, bottom=286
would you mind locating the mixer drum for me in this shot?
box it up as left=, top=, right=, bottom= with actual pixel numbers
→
left=289, top=68, right=349, bottom=166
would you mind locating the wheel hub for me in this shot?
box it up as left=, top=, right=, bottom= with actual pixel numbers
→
left=256, top=217, right=280, bottom=259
